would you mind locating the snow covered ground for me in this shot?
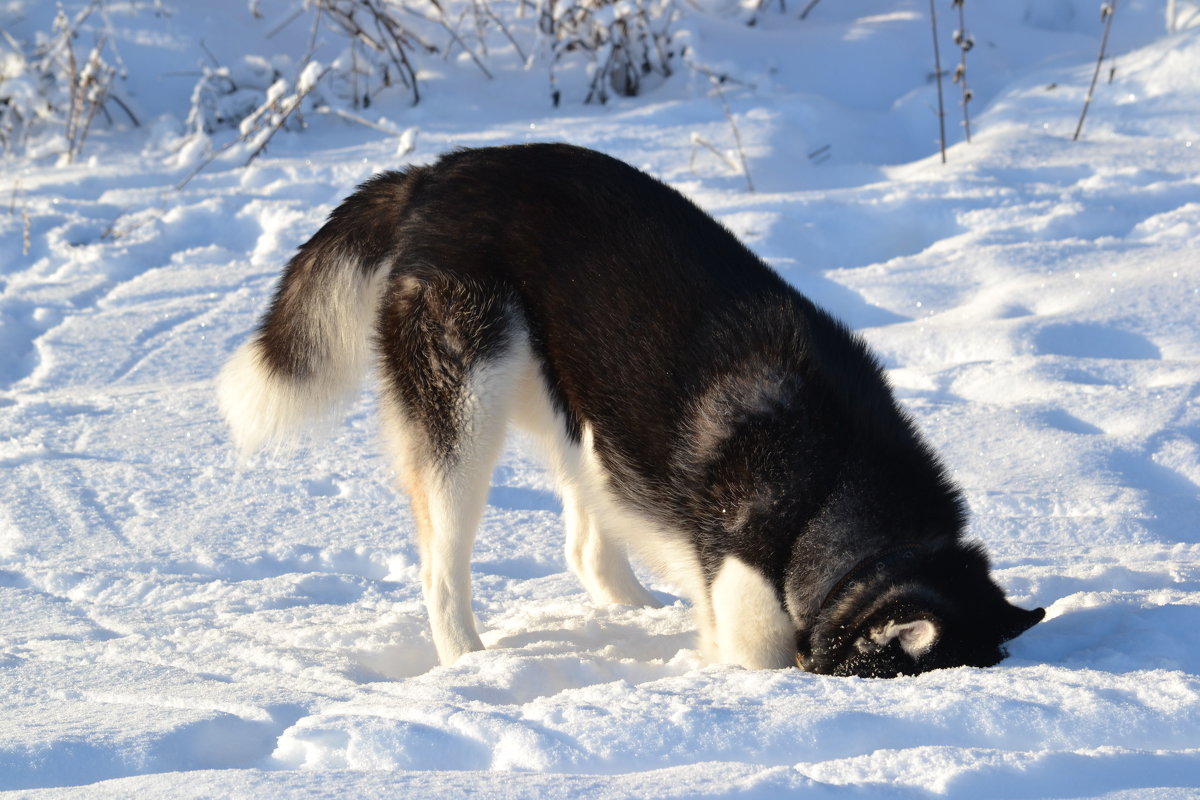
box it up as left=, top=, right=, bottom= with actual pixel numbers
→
left=2, top=0, right=1199, bottom=796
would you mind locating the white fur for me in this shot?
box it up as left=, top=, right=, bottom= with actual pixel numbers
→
left=419, top=470, right=490, bottom=663
left=216, top=260, right=389, bottom=455
left=709, top=556, right=796, bottom=669
left=216, top=344, right=301, bottom=454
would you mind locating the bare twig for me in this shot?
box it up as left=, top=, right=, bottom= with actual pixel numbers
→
left=584, top=35, right=620, bottom=103
left=266, top=6, right=306, bottom=38
left=61, top=17, right=80, bottom=151
left=929, top=0, right=947, bottom=163
left=689, top=62, right=755, bottom=191
left=105, top=91, right=140, bottom=126
left=1074, top=1, right=1117, bottom=141
left=68, top=40, right=114, bottom=162
left=175, top=134, right=241, bottom=190
left=300, top=3, right=324, bottom=75
left=244, top=67, right=332, bottom=164
left=476, top=0, right=528, bottom=62
left=799, top=0, right=822, bottom=19
left=0, top=0, right=134, bottom=160
left=690, top=133, right=739, bottom=173
left=102, top=207, right=161, bottom=241
left=177, top=63, right=330, bottom=189
left=404, top=4, right=493, bottom=79
left=316, top=0, right=428, bottom=105
left=198, top=38, right=221, bottom=68
left=351, top=37, right=362, bottom=107
left=545, top=0, right=677, bottom=105
left=469, top=0, right=488, bottom=57
left=952, top=0, right=973, bottom=143
left=712, top=82, right=754, bottom=191
left=440, top=7, right=470, bottom=61
left=314, top=105, right=406, bottom=136
left=748, top=0, right=784, bottom=25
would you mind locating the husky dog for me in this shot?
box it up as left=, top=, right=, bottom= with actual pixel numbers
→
left=218, top=143, right=1043, bottom=677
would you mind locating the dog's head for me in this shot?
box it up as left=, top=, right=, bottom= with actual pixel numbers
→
left=800, top=597, right=1045, bottom=678
left=797, top=544, right=1045, bottom=678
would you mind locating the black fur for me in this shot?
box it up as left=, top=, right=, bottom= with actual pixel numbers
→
left=248, top=143, right=1043, bottom=676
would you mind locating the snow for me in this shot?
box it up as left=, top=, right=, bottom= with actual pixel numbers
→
left=2, top=0, right=1199, bottom=796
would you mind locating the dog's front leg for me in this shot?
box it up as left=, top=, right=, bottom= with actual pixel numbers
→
left=709, top=555, right=796, bottom=669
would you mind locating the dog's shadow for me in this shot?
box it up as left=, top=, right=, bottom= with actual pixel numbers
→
left=1014, top=601, right=1200, bottom=673
left=483, top=595, right=697, bottom=667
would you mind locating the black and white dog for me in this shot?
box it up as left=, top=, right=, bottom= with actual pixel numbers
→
left=218, top=143, right=1043, bottom=677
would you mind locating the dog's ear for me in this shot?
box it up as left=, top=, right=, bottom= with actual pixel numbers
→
left=871, top=617, right=940, bottom=658
left=996, top=602, right=1045, bottom=642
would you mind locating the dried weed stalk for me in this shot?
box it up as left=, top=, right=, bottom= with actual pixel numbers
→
left=0, top=2, right=135, bottom=162
left=1074, top=1, right=1118, bottom=141
left=178, top=62, right=331, bottom=189
left=928, top=0, right=947, bottom=163
left=313, top=0, right=431, bottom=106
left=541, top=0, right=678, bottom=106
left=688, top=62, right=754, bottom=191
left=951, top=0, right=973, bottom=143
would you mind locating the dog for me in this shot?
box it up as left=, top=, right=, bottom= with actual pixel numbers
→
left=217, top=143, right=1044, bottom=677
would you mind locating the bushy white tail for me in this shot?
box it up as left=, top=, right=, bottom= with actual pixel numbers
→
left=216, top=169, right=419, bottom=455
left=216, top=258, right=391, bottom=455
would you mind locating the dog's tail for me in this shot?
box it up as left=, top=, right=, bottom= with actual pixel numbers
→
left=216, top=170, right=416, bottom=454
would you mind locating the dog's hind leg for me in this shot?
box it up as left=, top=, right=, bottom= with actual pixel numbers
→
left=376, top=275, right=525, bottom=665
